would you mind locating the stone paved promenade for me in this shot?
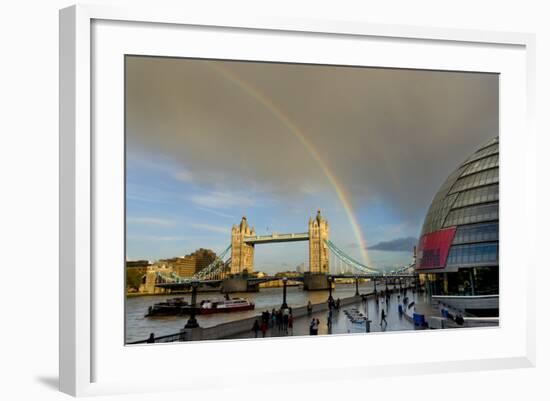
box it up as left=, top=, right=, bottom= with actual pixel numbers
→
left=230, top=290, right=419, bottom=339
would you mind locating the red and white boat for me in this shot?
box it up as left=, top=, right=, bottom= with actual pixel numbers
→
left=199, top=298, right=255, bottom=314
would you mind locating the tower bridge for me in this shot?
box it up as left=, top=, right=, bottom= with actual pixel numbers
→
left=230, top=210, right=329, bottom=276
left=149, top=210, right=417, bottom=294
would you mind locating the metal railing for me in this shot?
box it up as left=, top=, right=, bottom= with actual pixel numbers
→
left=127, top=331, right=188, bottom=345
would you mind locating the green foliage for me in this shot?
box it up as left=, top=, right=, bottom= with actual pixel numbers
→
left=126, top=268, right=146, bottom=291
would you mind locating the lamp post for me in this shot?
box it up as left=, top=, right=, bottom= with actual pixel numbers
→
left=184, top=280, right=200, bottom=329
left=327, top=275, right=334, bottom=303
left=364, top=295, right=371, bottom=333
left=281, top=277, right=288, bottom=310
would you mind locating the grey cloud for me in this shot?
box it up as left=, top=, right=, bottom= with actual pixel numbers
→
left=126, top=56, right=498, bottom=223
left=369, top=237, right=418, bottom=252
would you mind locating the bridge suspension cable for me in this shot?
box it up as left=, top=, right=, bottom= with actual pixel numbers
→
left=154, top=245, right=232, bottom=284
left=325, top=240, right=381, bottom=275
left=192, top=244, right=232, bottom=280
left=387, top=262, right=415, bottom=275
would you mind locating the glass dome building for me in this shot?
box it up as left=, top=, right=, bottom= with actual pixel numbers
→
left=416, top=137, right=499, bottom=317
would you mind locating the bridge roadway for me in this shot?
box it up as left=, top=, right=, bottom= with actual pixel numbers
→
left=155, top=273, right=417, bottom=291
left=243, top=232, right=309, bottom=244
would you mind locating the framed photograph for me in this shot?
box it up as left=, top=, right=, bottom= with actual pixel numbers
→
left=59, top=4, right=536, bottom=397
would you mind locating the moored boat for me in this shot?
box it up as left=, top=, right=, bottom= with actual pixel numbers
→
left=199, top=298, right=255, bottom=314
left=145, top=297, right=191, bottom=317
left=146, top=297, right=254, bottom=317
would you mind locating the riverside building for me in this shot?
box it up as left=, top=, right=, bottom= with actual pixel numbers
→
left=416, top=137, right=499, bottom=317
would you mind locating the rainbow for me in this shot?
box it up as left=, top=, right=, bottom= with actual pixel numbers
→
left=207, top=62, right=371, bottom=265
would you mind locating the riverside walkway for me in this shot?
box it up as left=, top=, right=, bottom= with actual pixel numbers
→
left=128, top=286, right=498, bottom=344
left=128, top=287, right=426, bottom=344
left=230, top=290, right=418, bottom=339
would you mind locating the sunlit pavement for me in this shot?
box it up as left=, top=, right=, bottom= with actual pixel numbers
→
left=231, top=290, right=420, bottom=339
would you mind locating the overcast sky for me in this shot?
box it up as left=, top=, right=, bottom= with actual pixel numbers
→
left=125, top=56, right=498, bottom=273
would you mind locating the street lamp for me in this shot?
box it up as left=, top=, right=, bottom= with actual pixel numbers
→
left=281, top=277, right=288, bottom=310
left=184, top=280, right=200, bottom=329
left=327, top=275, right=334, bottom=303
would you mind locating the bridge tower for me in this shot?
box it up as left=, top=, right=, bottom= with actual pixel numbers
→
left=230, top=216, right=255, bottom=275
left=308, top=210, right=330, bottom=273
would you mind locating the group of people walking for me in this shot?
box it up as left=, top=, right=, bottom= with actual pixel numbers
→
left=375, top=287, right=414, bottom=327
left=252, top=307, right=294, bottom=338
left=251, top=285, right=416, bottom=338
left=251, top=297, right=339, bottom=338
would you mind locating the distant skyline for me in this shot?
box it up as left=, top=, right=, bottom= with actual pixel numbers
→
left=125, top=56, right=498, bottom=273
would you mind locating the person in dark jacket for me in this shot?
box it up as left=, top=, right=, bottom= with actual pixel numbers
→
left=380, top=309, right=387, bottom=326
left=252, top=319, right=260, bottom=338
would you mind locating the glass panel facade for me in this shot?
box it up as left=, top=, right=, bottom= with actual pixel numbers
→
left=453, top=222, right=499, bottom=244
left=453, top=184, right=499, bottom=208
left=444, top=202, right=498, bottom=227
left=479, top=137, right=499, bottom=149
left=446, top=243, right=498, bottom=267
left=473, top=267, right=499, bottom=295
left=417, top=137, right=500, bottom=312
left=449, top=167, right=499, bottom=194
left=420, top=165, right=466, bottom=234
left=446, top=268, right=476, bottom=295
left=428, top=267, right=499, bottom=296
left=421, top=193, right=458, bottom=234
left=460, top=154, right=499, bottom=177
left=460, top=142, right=499, bottom=166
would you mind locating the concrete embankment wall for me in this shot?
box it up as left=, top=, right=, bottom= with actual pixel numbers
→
left=402, top=294, right=499, bottom=329
left=432, top=295, right=499, bottom=312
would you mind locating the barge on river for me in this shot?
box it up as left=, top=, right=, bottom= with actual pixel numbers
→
left=146, top=297, right=254, bottom=317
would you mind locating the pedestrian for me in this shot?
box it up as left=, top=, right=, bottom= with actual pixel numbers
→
left=260, top=320, right=268, bottom=337
left=311, top=318, right=319, bottom=335
left=252, top=319, right=260, bottom=338
left=271, top=310, right=277, bottom=328
left=307, top=300, right=313, bottom=316
left=309, top=318, right=315, bottom=335
left=336, top=298, right=341, bottom=310
left=380, top=309, right=387, bottom=326
left=288, top=314, right=293, bottom=334
left=283, top=310, right=289, bottom=334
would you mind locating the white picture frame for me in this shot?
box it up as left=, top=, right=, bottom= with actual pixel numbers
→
left=59, top=4, right=536, bottom=397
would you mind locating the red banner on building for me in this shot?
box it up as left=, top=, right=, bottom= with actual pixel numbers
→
left=416, top=227, right=456, bottom=270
